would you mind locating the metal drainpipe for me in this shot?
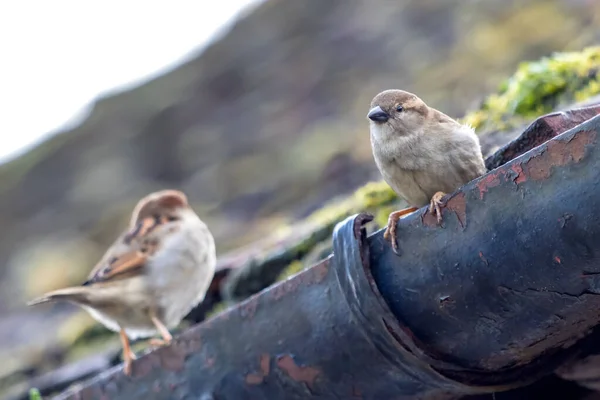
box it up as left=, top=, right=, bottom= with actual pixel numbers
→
left=54, top=110, right=600, bottom=400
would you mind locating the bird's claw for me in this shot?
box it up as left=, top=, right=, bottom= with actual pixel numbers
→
left=124, top=359, right=133, bottom=376
left=120, top=328, right=135, bottom=376
left=122, top=350, right=136, bottom=376
left=384, top=219, right=401, bottom=255
left=383, top=207, right=418, bottom=256
left=429, top=192, right=446, bottom=225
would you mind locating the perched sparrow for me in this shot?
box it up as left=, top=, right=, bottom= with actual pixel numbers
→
left=367, top=89, right=486, bottom=254
left=27, top=190, right=217, bottom=375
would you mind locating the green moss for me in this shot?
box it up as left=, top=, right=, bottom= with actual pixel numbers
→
left=303, top=181, right=399, bottom=247
left=461, top=46, right=600, bottom=133
left=29, top=388, right=42, bottom=400
left=575, top=78, right=600, bottom=102
left=374, top=204, right=397, bottom=229
left=308, top=180, right=399, bottom=227
left=273, top=181, right=401, bottom=282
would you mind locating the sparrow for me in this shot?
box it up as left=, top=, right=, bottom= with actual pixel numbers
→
left=367, top=89, right=487, bottom=254
left=27, top=189, right=217, bottom=375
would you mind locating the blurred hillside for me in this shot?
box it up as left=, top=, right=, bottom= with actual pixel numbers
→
left=1, top=0, right=600, bottom=372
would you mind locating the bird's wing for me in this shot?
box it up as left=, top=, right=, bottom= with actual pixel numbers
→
left=84, top=250, right=148, bottom=285
left=84, top=214, right=171, bottom=285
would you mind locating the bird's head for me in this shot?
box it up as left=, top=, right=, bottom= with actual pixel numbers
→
left=367, top=89, right=431, bottom=142
left=130, top=189, right=190, bottom=226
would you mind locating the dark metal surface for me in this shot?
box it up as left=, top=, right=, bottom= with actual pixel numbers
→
left=484, top=104, right=600, bottom=170
left=371, top=113, right=600, bottom=383
left=51, top=111, right=600, bottom=399
left=53, top=215, right=477, bottom=400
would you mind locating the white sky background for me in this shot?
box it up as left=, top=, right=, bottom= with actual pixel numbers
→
left=0, top=0, right=261, bottom=164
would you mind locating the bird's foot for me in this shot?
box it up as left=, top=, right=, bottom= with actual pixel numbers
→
left=119, top=328, right=135, bottom=376
left=383, top=206, right=419, bottom=255
left=123, top=355, right=134, bottom=376
left=149, top=312, right=174, bottom=348
left=128, top=349, right=137, bottom=360
left=428, top=191, right=447, bottom=224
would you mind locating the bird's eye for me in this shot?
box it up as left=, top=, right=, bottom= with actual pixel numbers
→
left=396, top=105, right=404, bottom=112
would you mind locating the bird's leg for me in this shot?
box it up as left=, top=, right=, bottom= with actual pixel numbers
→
left=428, top=191, right=447, bottom=224
left=148, top=311, right=173, bottom=347
left=119, top=328, right=135, bottom=376
left=383, top=206, right=419, bottom=254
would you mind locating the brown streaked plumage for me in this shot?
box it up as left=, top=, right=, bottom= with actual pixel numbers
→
left=27, top=189, right=217, bottom=375
left=367, top=89, right=486, bottom=254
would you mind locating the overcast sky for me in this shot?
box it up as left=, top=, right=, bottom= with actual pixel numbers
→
left=0, top=0, right=260, bottom=164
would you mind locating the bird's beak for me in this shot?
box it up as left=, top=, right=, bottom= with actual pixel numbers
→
left=367, top=106, right=389, bottom=123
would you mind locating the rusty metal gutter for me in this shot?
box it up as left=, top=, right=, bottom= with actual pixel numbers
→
left=53, top=109, right=600, bottom=399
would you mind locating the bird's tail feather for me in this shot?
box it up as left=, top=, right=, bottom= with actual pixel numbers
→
left=27, top=286, right=90, bottom=306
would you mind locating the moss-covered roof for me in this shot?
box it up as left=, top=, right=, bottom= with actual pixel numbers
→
left=462, top=46, right=600, bottom=133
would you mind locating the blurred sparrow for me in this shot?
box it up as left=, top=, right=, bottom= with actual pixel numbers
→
left=367, top=89, right=486, bottom=254
left=28, top=189, right=217, bottom=375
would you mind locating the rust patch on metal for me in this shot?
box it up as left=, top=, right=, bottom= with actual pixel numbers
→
left=446, top=193, right=466, bottom=228
left=245, top=374, right=265, bottom=385
left=131, top=351, right=163, bottom=378
left=421, top=193, right=466, bottom=229
left=479, top=252, right=489, bottom=267
left=276, top=354, right=320, bottom=390
left=157, top=343, right=188, bottom=372
left=543, top=107, right=600, bottom=142
left=510, top=164, right=527, bottom=184
left=175, top=331, right=203, bottom=354
left=485, top=105, right=600, bottom=170
left=476, top=163, right=528, bottom=200
left=128, top=335, right=202, bottom=378
left=245, top=354, right=271, bottom=385
left=309, top=260, right=330, bottom=284
left=475, top=172, right=502, bottom=200
left=260, top=353, right=270, bottom=375
left=420, top=209, right=437, bottom=227
left=270, top=282, right=289, bottom=301
left=524, top=130, right=596, bottom=181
